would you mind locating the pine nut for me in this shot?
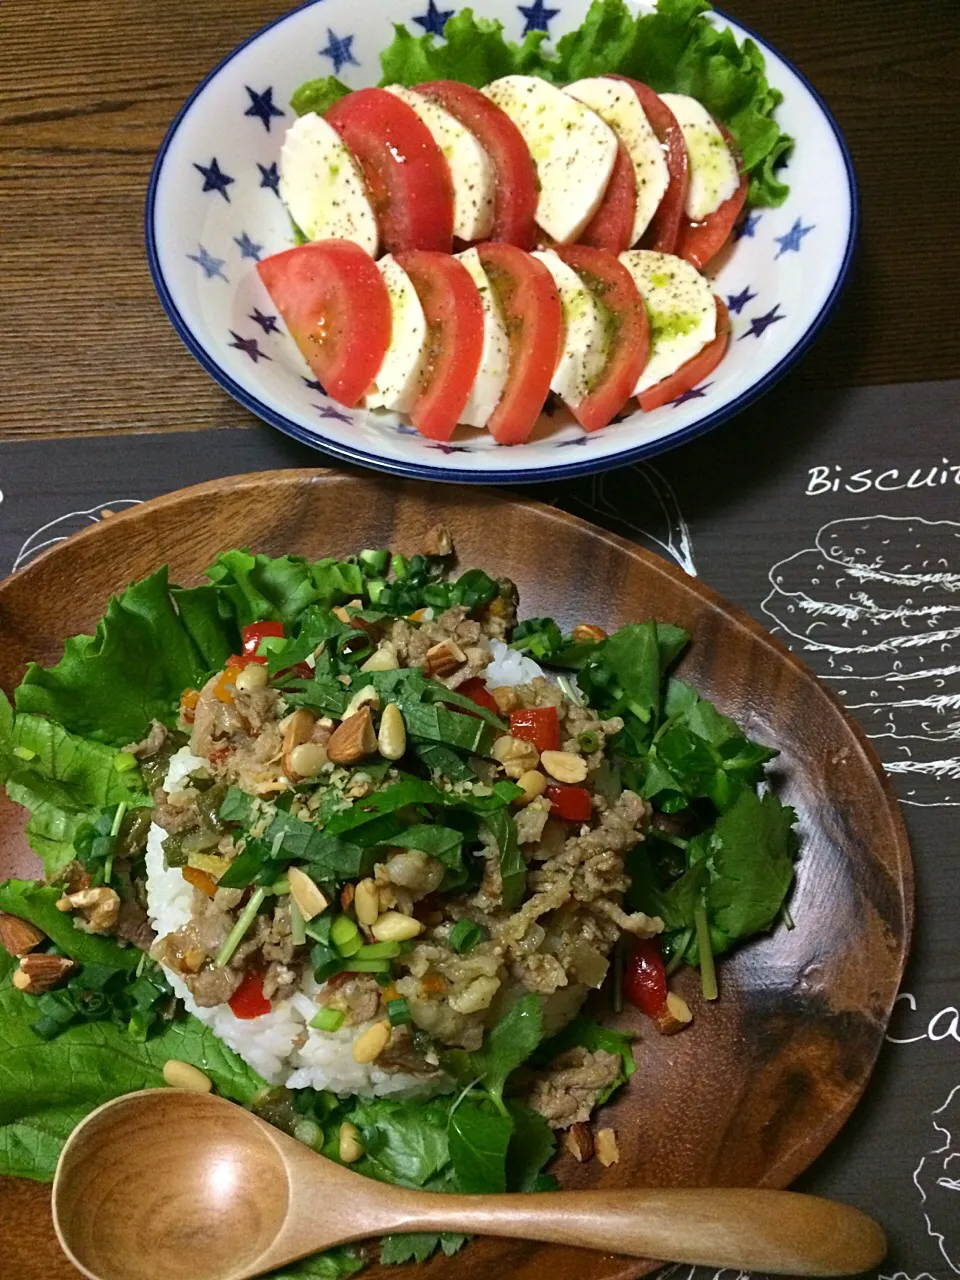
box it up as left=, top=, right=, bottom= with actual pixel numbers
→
left=361, top=644, right=399, bottom=673
left=234, top=663, right=269, bottom=693
left=344, top=684, right=381, bottom=720
left=287, top=866, right=329, bottom=921
left=338, top=1121, right=364, bottom=1163
left=377, top=703, right=407, bottom=761
left=354, top=879, right=380, bottom=926
left=513, top=770, right=547, bottom=807
left=288, top=742, right=328, bottom=779
left=351, top=1020, right=391, bottom=1064
left=162, top=1060, right=213, bottom=1093
left=372, top=911, right=424, bottom=943
left=541, top=750, right=588, bottom=784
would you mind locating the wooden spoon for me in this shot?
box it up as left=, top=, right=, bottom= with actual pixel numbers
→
left=52, top=1090, right=885, bottom=1280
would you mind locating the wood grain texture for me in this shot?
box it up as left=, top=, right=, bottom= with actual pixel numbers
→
left=0, top=1, right=957, bottom=442
left=0, top=472, right=913, bottom=1280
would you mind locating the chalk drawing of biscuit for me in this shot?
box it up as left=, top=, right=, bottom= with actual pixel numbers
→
left=816, top=515, right=960, bottom=588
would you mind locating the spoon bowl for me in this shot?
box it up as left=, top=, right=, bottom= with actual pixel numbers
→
left=53, top=1090, right=887, bottom=1280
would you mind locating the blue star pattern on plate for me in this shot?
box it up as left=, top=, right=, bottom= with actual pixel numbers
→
left=414, top=0, right=454, bottom=34
left=429, top=442, right=471, bottom=454
left=244, top=85, right=284, bottom=131
left=672, top=383, right=712, bottom=406
left=187, top=245, right=228, bottom=281
left=738, top=304, right=785, bottom=340
left=726, top=286, right=756, bottom=315
left=250, top=308, right=280, bottom=335
left=734, top=212, right=761, bottom=241
left=774, top=217, right=815, bottom=257
left=193, top=157, right=234, bottom=201
left=396, top=423, right=420, bottom=435
left=302, top=376, right=326, bottom=393
left=229, top=331, right=272, bottom=362
left=320, top=29, right=359, bottom=75
left=557, top=435, right=589, bottom=447
left=257, top=161, right=281, bottom=195
left=234, top=231, right=264, bottom=261
left=518, top=0, right=559, bottom=34
left=315, top=403, right=353, bottom=423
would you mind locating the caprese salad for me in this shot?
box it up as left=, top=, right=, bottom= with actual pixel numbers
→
left=252, top=0, right=790, bottom=445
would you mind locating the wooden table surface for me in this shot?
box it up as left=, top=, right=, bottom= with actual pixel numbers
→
left=0, top=0, right=957, bottom=442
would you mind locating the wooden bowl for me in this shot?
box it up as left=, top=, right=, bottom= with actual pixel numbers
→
left=0, top=471, right=913, bottom=1280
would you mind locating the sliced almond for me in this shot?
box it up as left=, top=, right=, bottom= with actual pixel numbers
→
left=327, top=707, right=377, bottom=765
left=0, top=913, right=46, bottom=958
left=564, top=1123, right=595, bottom=1162
left=423, top=524, right=453, bottom=556
left=654, top=990, right=694, bottom=1035
left=288, top=867, right=329, bottom=922
left=595, top=1128, right=619, bottom=1167
left=13, top=953, right=76, bottom=994
left=282, top=709, right=318, bottom=779
left=423, top=638, right=466, bottom=679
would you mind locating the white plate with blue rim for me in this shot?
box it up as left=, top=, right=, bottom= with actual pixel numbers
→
left=145, top=0, right=857, bottom=485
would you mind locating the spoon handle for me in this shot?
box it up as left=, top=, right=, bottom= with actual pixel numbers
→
left=383, top=1187, right=885, bottom=1276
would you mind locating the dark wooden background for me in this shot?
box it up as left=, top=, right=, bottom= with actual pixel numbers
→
left=0, top=0, right=957, bottom=441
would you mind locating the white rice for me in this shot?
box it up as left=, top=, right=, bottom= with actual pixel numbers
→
left=483, top=639, right=545, bottom=687
left=145, top=748, right=437, bottom=1096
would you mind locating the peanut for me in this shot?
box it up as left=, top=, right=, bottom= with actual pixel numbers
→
left=541, top=750, right=588, bottom=784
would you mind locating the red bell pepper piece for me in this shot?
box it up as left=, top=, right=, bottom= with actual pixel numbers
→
left=456, top=677, right=500, bottom=716
left=622, top=938, right=668, bottom=1020
left=544, top=783, right=592, bottom=823
left=510, top=706, right=560, bottom=752
left=228, top=970, right=272, bottom=1019
left=241, top=620, right=285, bottom=659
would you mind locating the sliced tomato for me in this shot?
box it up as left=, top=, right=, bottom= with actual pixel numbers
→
left=545, top=783, right=592, bottom=823
left=510, top=707, right=560, bottom=753
left=579, top=140, right=637, bottom=255
left=475, top=243, right=563, bottom=445
left=325, top=88, right=454, bottom=254
left=675, top=123, right=749, bottom=269
left=456, top=677, right=501, bottom=716
left=608, top=76, right=688, bottom=254
left=393, top=250, right=484, bottom=441
left=638, top=295, right=730, bottom=412
left=554, top=245, right=650, bottom=432
left=229, top=970, right=271, bottom=1019
left=416, top=81, right=538, bottom=250
left=257, top=241, right=390, bottom=408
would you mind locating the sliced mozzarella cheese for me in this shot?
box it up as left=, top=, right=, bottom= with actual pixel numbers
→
left=385, top=85, right=496, bottom=242
left=565, top=77, right=670, bottom=245
left=279, top=111, right=379, bottom=255
left=532, top=250, right=609, bottom=407
left=456, top=248, right=510, bottom=428
left=483, top=76, right=618, bottom=244
left=364, top=256, right=429, bottom=414
left=619, top=251, right=716, bottom=395
left=658, top=94, right=739, bottom=221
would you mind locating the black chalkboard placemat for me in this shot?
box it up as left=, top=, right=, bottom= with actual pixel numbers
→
left=1, top=378, right=957, bottom=1279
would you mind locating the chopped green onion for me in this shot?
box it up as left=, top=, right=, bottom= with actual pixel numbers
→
left=293, top=1119, right=323, bottom=1148
left=109, top=802, right=128, bottom=839
left=310, top=1007, right=345, bottom=1032
left=354, top=941, right=402, bottom=960
left=12, top=745, right=37, bottom=761
left=305, top=919, right=333, bottom=943
left=331, top=915, right=361, bottom=956
left=664, top=927, right=693, bottom=976
left=387, top=998, right=412, bottom=1027
left=268, top=877, right=290, bottom=896
left=577, top=730, right=600, bottom=754
left=391, top=553, right=411, bottom=580
left=375, top=971, right=393, bottom=987
left=694, top=906, right=718, bottom=1001
left=112, top=751, right=137, bottom=773
left=780, top=902, right=796, bottom=931
left=449, top=919, right=482, bottom=953
left=290, top=899, right=306, bottom=946
left=215, top=887, right=266, bottom=969
left=342, top=957, right=392, bottom=974
left=359, top=549, right=390, bottom=576
left=366, top=579, right=386, bottom=604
